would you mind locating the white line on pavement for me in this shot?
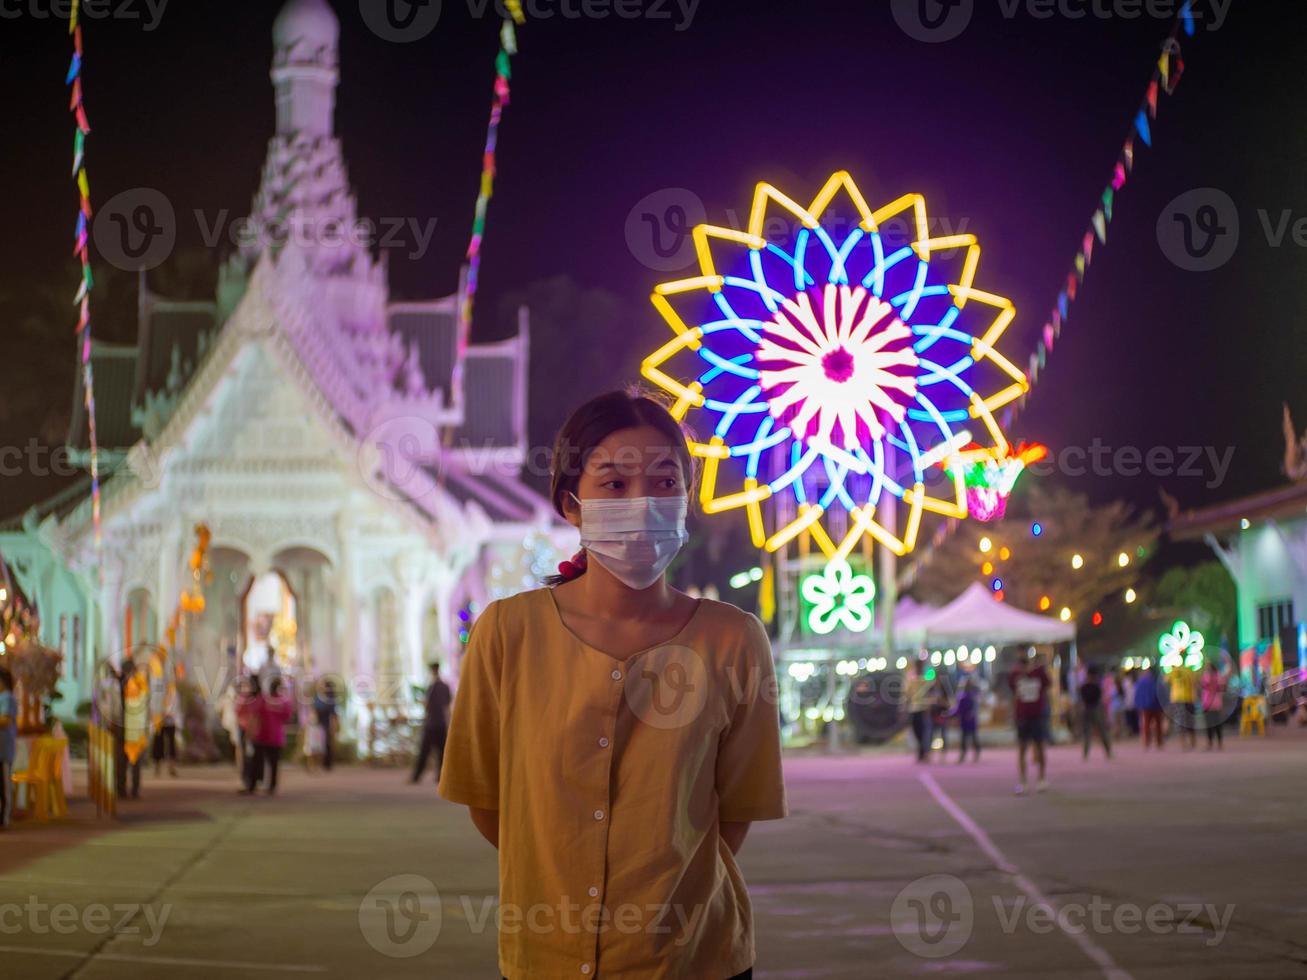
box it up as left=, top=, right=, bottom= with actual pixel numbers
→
left=918, top=772, right=1133, bottom=980
left=0, top=944, right=326, bottom=972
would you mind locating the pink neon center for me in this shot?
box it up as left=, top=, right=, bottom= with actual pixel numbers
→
left=821, top=347, right=855, bottom=383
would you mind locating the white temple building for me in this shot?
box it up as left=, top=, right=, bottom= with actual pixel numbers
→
left=0, top=0, right=568, bottom=730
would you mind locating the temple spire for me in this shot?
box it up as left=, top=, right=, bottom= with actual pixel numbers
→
left=271, top=0, right=340, bottom=138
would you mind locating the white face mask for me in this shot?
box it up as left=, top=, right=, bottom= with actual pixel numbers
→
left=573, top=494, right=689, bottom=590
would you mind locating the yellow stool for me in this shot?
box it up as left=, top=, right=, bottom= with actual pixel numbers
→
left=11, top=736, right=69, bottom=821
left=1239, top=695, right=1267, bottom=736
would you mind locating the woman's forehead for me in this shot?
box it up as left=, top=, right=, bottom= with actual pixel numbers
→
left=585, top=426, right=685, bottom=475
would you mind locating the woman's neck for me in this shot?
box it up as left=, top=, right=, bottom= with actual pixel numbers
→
left=576, top=561, right=678, bottom=621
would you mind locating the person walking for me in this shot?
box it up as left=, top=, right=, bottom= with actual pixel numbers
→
left=950, top=677, right=980, bottom=763
left=905, top=660, right=935, bottom=763
left=1201, top=661, right=1228, bottom=750
left=313, top=678, right=338, bottom=772
left=0, top=668, right=16, bottom=829
left=150, top=648, right=180, bottom=778
left=1136, top=666, right=1165, bottom=749
left=1167, top=662, right=1200, bottom=750
left=1121, top=670, right=1139, bottom=737
left=1078, top=665, right=1112, bottom=760
left=439, top=389, right=784, bottom=980
left=1009, top=653, right=1051, bottom=794
left=250, top=676, right=292, bottom=795
left=411, top=662, right=452, bottom=784
left=236, top=675, right=263, bottom=793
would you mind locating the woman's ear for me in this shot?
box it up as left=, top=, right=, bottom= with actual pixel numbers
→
left=561, top=490, right=582, bottom=529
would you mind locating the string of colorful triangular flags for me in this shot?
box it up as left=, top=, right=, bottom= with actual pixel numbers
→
left=458, top=0, right=526, bottom=381
left=67, top=0, right=101, bottom=546
left=903, top=2, right=1200, bottom=592
left=1008, top=1, right=1195, bottom=425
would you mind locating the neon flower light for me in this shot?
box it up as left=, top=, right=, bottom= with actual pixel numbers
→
left=1158, top=620, right=1205, bottom=673
left=640, top=172, right=1029, bottom=560
left=944, top=441, right=1049, bottom=522
left=800, top=559, right=875, bottom=635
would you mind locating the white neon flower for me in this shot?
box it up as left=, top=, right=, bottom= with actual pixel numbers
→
left=800, top=559, right=875, bottom=635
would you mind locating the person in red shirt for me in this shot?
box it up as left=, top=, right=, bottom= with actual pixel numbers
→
left=249, top=676, right=294, bottom=795
left=1008, top=654, right=1051, bottom=795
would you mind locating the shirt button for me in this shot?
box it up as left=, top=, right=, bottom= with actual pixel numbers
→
left=588, top=886, right=599, bottom=897
left=598, top=737, right=609, bottom=748
left=594, top=809, right=605, bottom=821
left=611, top=669, right=622, bottom=681
left=581, top=966, right=592, bottom=976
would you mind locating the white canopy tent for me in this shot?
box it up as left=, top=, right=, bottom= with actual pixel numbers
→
left=911, top=582, right=1076, bottom=647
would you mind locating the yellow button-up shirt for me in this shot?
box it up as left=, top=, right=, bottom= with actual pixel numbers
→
left=438, top=588, right=787, bottom=980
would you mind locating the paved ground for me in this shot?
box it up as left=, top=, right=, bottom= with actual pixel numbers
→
left=1, top=730, right=1305, bottom=979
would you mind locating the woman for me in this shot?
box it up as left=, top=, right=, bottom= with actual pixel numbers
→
left=252, top=677, right=293, bottom=795
left=904, top=660, right=935, bottom=763
left=1201, top=661, right=1227, bottom=750
left=236, top=675, right=263, bottom=793
left=439, top=389, right=786, bottom=980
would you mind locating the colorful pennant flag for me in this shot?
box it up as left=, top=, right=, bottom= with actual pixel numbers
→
left=66, top=0, right=101, bottom=545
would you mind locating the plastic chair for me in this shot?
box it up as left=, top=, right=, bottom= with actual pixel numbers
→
left=1239, top=695, right=1267, bottom=737
left=11, top=737, right=69, bottom=821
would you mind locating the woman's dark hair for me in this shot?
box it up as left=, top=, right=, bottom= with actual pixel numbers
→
left=544, top=387, right=697, bottom=586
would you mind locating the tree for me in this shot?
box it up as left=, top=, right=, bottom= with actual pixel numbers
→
left=910, top=484, right=1157, bottom=627
left=1152, top=561, right=1238, bottom=648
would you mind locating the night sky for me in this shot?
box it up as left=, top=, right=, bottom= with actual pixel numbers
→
left=1, top=0, right=1302, bottom=524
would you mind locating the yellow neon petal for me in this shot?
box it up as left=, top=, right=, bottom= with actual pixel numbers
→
left=977, top=305, right=1017, bottom=351
left=871, top=193, right=927, bottom=243
left=901, top=490, right=926, bottom=552
left=808, top=171, right=875, bottom=231
left=690, top=439, right=730, bottom=460
left=979, top=383, right=1027, bottom=416
left=749, top=182, right=818, bottom=238
left=971, top=339, right=1028, bottom=387
left=641, top=361, right=704, bottom=414
left=644, top=327, right=703, bottom=369
left=765, top=505, right=820, bottom=553
left=703, top=481, right=772, bottom=515
left=692, top=225, right=767, bottom=281
left=671, top=381, right=704, bottom=420
left=654, top=275, right=724, bottom=297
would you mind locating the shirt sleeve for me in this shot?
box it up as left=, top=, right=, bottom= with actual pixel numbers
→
left=716, top=615, right=788, bottom=823
left=437, top=601, right=503, bottom=810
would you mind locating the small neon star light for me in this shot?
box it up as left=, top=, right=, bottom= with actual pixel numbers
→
left=641, top=171, right=1029, bottom=561
left=800, top=559, right=876, bottom=635
left=1158, top=620, right=1205, bottom=673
